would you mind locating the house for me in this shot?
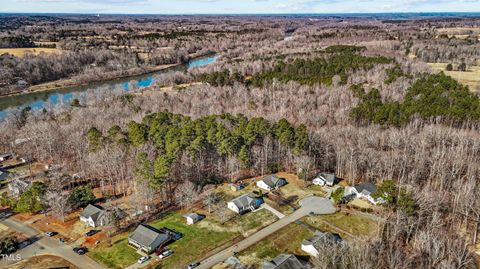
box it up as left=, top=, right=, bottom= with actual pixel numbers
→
left=312, top=172, right=336, bottom=187
left=256, top=175, right=287, bottom=191
left=0, top=153, right=12, bottom=162
left=301, top=230, right=342, bottom=257
left=7, top=178, right=30, bottom=197
left=183, top=213, right=204, bottom=225
left=262, top=254, right=304, bottom=269
left=128, top=224, right=176, bottom=254
left=19, top=157, right=33, bottom=164
left=227, top=193, right=263, bottom=214
left=346, top=182, right=382, bottom=205
left=79, top=204, right=109, bottom=227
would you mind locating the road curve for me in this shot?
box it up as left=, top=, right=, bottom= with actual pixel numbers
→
left=0, top=217, right=106, bottom=269
left=196, top=196, right=335, bottom=269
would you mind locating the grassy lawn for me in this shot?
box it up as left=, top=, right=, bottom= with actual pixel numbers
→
left=238, top=223, right=313, bottom=268
left=150, top=213, right=239, bottom=269
left=89, top=234, right=141, bottom=269
left=231, top=208, right=278, bottom=236
left=304, top=212, right=378, bottom=237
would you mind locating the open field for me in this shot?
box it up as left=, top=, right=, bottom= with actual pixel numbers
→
left=304, top=212, right=378, bottom=238
left=10, top=255, right=77, bottom=269
left=235, top=223, right=312, bottom=268
left=428, top=63, right=480, bottom=92
left=0, top=48, right=60, bottom=57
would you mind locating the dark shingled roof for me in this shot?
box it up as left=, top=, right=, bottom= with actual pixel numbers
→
left=316, top=172, right=335, bottom=184
left=80, top=204, right=105, bottom=222
left=302, top=230, right=342, bottom=250
left=129, top=224, right=170, bottom=250
left=261, top=175, right=286, bottom=188
left=354, top=182, right=377, bottom=196
left=262, top=254, right=304, bottom=269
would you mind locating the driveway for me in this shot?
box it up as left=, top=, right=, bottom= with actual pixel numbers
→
left=196, top=196, right=335, bottom=269
left=0, top=217, right=106, bottom=269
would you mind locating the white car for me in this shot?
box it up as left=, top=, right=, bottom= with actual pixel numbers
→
left=138, top=256, right=151, bottom=264
left=159, top=249, right=173, bottom=259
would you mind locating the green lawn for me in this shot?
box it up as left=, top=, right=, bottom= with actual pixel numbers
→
left=89, top=235, right=141, bottom=269
left=239, top=223, right=313, bottom=268
left=232, top=209, right=278, bottom=235
left=304, top=212, right=378, bottom=237
left=150, top=213, right=239, bottom=269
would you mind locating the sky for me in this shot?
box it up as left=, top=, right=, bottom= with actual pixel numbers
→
left=3, top=0, right=480, bottom=14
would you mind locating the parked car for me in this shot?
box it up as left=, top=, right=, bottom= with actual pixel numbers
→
left=138, top=256, right=151, bottom=264
left=188, top=262, right=200, bottom=269
left=73, top=247, right=87, bottom=255
left=85, top=230, right=98, bottom=236
left=159, top=249, right=173, bottom=259
left=58, top=237, right=65, bottom=243
left=45, top=231, right=57, bottom=237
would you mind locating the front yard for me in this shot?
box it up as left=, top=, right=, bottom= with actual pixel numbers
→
left=303, top=212, right=378, bottom=238
left=236, top=223, right=313, bottom=268
left=89, top=234, right=141, bottom=269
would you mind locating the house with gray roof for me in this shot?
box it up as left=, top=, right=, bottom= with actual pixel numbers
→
left=227, top=193, right=263, bottom=214
left=262, top=254, right=304, bottom=269
left=0, top=153, right=12, bottom=162
left=183, top=213, right=205, bottom=225
left=301, top=230, right=342, bottom=257
left=79, top=204, right=109, bottom=227
left=128, top=224, right=174, bottom=254
left=257, top=175, right=287, bottom=191
left=346, top=182, right=383, bottom=205
left=313, top=173, right=336, bottom=187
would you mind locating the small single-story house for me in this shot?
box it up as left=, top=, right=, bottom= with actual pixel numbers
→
left=313, top=172, right=336, bottom=187
left=183, top=213, right=205, bottom=225
left=19, top=157, right=33, bottom=164
left=256, top=175, right=287, bottom=191
left=0, top=153, right=12, bottom=162
left=227, top=193, right=263, bottom=214
left=79, top=204, right=109, bottom=227
left=128, top=224, right=175, bottom=254
left=301, top=230, right=342, bottom=257
left=262, top=254, right=304, bottom=269
left=7, top=178, right=30, bottom=197
left=345, top=182, right=382, bottom=205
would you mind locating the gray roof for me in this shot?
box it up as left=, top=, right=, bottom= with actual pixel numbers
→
left=354, top=182, right=376, bottom=196
left=261, top=175, right=286, bottom=188
left=80, top=204, right=105, bottom=222
left=184, top=213, right=204, bottom=222
left=0, top=153, right=12, bottom=159
left=302, top=230, right=342, bottom=249
left=230, top=193, right=257, bottom=210
left=262, top=254, right=304, bottom=269
left=129, top=224, right=170, bottom=250
left=0, top=170, right=9, bottom=181
left=316, top=173, right=335, bottom=184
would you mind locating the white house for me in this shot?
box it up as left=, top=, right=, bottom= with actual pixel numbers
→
left=312, top=172, right=336, bottom=186
left=256, top=175, right=287, bottom=191
left=301, top=230, right=342, bottom=257
left=262, top=254, right=304, bottom=269
left=345, top=182, right=382, bottom=205
left=227, top=193, right=263, bottom=214
left=79, top=204, right=109, bottom=227
left=183, top=213, right=204, bottom=225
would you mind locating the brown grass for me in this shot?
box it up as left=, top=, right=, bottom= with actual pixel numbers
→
left=0, top=48, right=60, bottom=57
left=10, top=255, right=77, bottom=269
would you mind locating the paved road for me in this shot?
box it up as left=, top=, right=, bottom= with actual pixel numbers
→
left=196, top=196, right=335, bottom=269
left=0, top=217, right=106, bottom=269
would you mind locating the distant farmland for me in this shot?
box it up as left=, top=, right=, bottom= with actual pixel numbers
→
left=0, top=47, right=60, bottom=57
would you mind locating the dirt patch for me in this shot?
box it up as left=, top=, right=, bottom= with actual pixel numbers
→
left=31, top=212, right=82, bottom=242
left=10, top=254, right=77, bottom=269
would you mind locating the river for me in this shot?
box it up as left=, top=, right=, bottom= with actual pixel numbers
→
left=0, top=54, right=218, bottom=121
